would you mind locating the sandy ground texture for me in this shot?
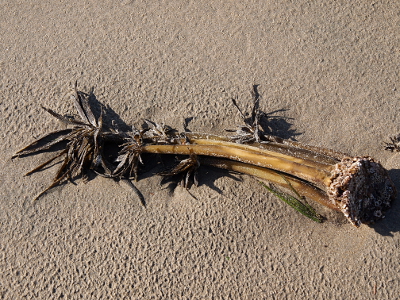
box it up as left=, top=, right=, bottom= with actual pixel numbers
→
left=1, top=0, right=399, bottom=299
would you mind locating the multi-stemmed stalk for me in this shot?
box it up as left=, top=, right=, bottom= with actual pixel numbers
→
left=115, top=129, right=395, bottom=226
left=113, top=86, right=395, bottom=226
left=13, top=85, right=396, bottom=227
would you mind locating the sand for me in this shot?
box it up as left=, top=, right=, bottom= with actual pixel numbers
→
left=1, top=1, right=399, bottom=299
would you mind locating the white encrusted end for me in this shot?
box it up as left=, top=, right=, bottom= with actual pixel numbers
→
left=328, top=157, right=396, bottom=226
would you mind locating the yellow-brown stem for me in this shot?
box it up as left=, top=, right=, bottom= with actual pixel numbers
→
left=200, top=157, right=339, bottom=211
left=185, top=132, right=345, bottom=165
left=142, top=143, right=331, bottom=189
left=187, top=136, right=333, bottom=171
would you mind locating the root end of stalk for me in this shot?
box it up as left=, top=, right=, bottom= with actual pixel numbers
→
left=328, top=157, right=396, bottom=227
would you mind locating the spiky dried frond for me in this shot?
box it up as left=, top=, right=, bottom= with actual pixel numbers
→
left=13, top=82, right=109, bottom=200
left=112, top=128, right=146, bottom=179
left=159, top=153, right=200, bottom=189
left=228, top=85, right=274, bottom=144
left=384, top=134, right=400, bottom=152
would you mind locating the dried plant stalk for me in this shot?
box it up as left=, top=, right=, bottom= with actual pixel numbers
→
left=13, top=84, right=396, bottom=227
left=200, top=157, right=336, bottom=211
left=130, top=134, right=395, bottom=227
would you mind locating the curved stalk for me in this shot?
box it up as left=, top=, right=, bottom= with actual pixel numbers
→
left=187, top=135, right=334, bottom=171
left=142, top=144, right=331, bottom=189
left=200, top=157, right=338, bottom=211
left=185, top=132, right=345, bottom=165
left=13, top=84, right=396, bottom=227
left=138, top=137, right=395, bottom=227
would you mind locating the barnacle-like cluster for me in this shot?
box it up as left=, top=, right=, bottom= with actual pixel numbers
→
left=327, top=156, right=394, bottom=226
left=12, top=84, right=396, bottom=226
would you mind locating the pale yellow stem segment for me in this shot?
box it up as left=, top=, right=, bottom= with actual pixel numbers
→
left=142, top=144, right=332, bottom=189
left=188, top=137, right=332, bottom=171
left=185, top=132, right=344, bottom=165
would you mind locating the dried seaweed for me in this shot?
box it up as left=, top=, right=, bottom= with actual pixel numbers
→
left=12, top=84, right=396, bottom=226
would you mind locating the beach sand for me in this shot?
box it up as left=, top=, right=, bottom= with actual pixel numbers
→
left=1, top=1, right=399, bottom=299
